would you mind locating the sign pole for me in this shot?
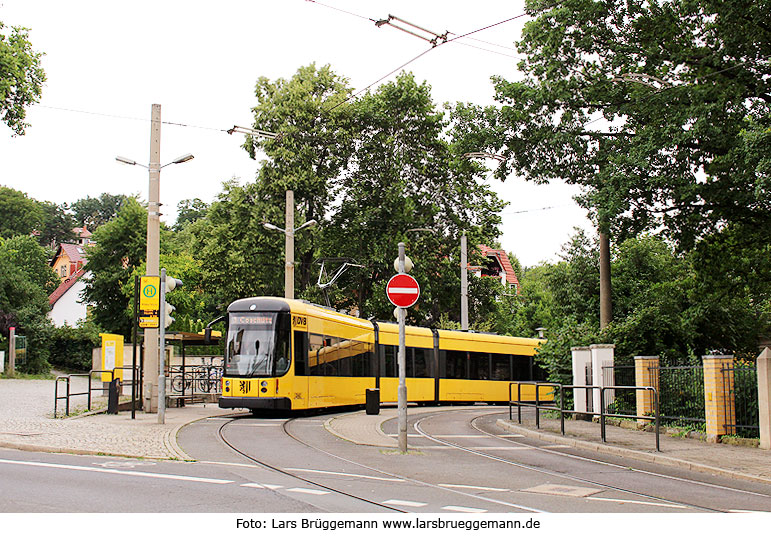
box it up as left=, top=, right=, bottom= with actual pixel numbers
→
left=397, top=242, right=408, bottom=454
left=158, top=269, right=166, bottom=424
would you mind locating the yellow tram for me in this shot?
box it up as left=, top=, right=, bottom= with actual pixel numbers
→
left=218, top=297, right=547, bottom=411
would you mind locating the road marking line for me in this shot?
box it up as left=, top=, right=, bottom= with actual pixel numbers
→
left=498, top=434, right=525, bottom=438
left=0, top=458, right=233, bottom=485
left=442, top=505, right=487, bottom=513
left=383, top=499, right=428, bottom=507
left=433, top=435, right=489, bottom=438
left=439, top=484, right=509, bottom=492
left=286, top=487, right=330, bottom=495
left=284, top=468, right=404, bottom=482
left=586, top=497, right=687, bottom=509
left=240, top=483, right=284, bottom=490
left=198, top=460, right=257, bottom=468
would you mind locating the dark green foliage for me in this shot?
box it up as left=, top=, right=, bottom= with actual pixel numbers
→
left=0, top=21, right=45, bottom=135
left=70, top=193, right=132, bottom=228
left=82, top=198, right=147, bottom=337
left=48, top=323, right=100, bottom=371
left=0, top=186, right=44, bottom=239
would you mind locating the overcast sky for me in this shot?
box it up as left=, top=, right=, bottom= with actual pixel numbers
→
left=0, top=0, right=593, bottom=267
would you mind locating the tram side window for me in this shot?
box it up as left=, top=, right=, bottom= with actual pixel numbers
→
left=382, top=345, right=397, bottom=377
left=444, top=350, right=467, bottom=379
left=512, top=355, right=531, bottom=380
left=469, top=352, right=490, bottom=380
left=412, top=347, right=430, bottom=378
left=294, top=332, right=309, bottom=376
left=491, top=354, right=511, bottom=381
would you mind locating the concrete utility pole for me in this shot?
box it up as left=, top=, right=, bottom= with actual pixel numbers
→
left=285, top=190, right=295, bottom=300
left=144, top=104, right=162, bottom=413
left=397, top=242, right=408, bottom=454
left=460, top=233, right=469, bottom=331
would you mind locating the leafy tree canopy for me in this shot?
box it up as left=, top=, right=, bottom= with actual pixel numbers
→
left=70, top=193, right=133, bottom=229
left=0, top=21, right=45, bottom=135
left=455, top=0, right=770, bottom=247
left=0, top=185, right=44, bottom=239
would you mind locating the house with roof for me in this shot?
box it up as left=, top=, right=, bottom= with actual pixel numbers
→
left=48, top=268, right=91, bottom=327
left=50, top=242, right=89, bottom=281
left=72, top=226, right=93, bottom=246
left=472, top=245, right=520, bottom=293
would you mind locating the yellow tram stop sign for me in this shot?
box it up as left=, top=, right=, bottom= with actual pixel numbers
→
left=139, top=276, right=160, bottom=328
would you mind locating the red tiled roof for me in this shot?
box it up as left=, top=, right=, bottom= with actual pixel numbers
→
left=50, top=243, right=89, bottom=266
left=478, top=245, right=520, bottom=289
left=49, top=268, right=87, bottom=306
left=73, top=226, right=92, bottom=239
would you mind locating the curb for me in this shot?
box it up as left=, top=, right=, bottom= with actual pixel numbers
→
left=496, top=419, right=771, bottom=486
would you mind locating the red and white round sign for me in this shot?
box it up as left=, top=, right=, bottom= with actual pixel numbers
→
left=386, top=273, right=420, bottom=308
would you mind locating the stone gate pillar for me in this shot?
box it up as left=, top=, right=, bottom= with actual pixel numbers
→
left=635, top=356, right=659, bottom=425
left=703, top=355, right=735, bottom=443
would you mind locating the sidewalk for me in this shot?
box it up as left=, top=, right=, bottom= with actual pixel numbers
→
left=0, top=376, right=243, bottom=460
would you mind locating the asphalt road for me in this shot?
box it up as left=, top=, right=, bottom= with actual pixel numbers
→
left=2, top=407, right=770, bottom=514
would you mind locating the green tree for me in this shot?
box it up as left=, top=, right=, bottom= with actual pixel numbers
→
left=244, top=63, right=359, bottom=292
left=323, top=72, right=505, bottom=324
left=0, top=21, right=45, bottom=135
left=70, top=193, right=131, bottom=229
left=0, top=234, right=58, bottom=293
left=0, top=185, right=44, bottom=239
left=82, top=198, right=147, bottom=336
left=37, top=200, right=76, bottom=248
left=0, top=236, right=54, bottom=373
left=174, top=198, right=209, bottom=230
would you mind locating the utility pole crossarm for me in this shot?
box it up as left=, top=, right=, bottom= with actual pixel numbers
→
left=227, top=125, right=279, bottom=140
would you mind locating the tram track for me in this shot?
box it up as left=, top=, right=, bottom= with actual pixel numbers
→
left=216, top=415, right=408, bottom=513
left=216, top=412, right=547, bottom=513
left=411, top=408, right=771, bottom=512
left=213, top=407, right=771, bottom=513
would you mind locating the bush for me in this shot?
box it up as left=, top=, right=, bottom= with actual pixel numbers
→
left=49, top=324, right=100, bottom=371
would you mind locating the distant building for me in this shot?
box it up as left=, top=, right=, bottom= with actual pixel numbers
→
left=471, top=245, right=520, bottom=293
left=50, top=242, right=89, bottom=281
left=72, top=226, right=93, bottom=246
left=48, top=268, right=91, bottom=327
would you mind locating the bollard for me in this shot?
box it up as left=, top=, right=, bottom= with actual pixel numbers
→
left=107, top=378, right=121, bottom=414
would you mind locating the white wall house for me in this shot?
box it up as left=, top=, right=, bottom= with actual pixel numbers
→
left=48, top=269, right=91, bottom=327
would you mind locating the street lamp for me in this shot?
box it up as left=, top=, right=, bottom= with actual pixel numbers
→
left=263, top=190, right=317, bottom=300
left=115, top=103, right=194, bottom=419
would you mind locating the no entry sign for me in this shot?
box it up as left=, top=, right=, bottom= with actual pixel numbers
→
left=386, top=273, right=420, bottom=308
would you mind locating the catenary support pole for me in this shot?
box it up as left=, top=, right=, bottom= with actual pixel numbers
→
left=285, top=190, right=295, bottom=300
left=461, top=233, right=469, bottom=331
left=144, top=103, right=161, bottom=413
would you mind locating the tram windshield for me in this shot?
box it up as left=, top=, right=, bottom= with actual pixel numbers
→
left=225, top=312, right=291, bottom=377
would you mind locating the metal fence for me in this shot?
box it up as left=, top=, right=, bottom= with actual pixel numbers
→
left=722, top=363, right=759, bottom=438
left=653, top=365, right=705, bottom=427
left=602, top=364, right=636, bottom=415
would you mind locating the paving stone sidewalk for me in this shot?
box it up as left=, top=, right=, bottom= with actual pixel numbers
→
left=0, top=376, right=240, bottom=459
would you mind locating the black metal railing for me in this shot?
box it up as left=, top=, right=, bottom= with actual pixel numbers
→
left=652, top=365, right=705, bottom=427
left=54, top=367, right=139, bottom=418
left=508, top=381, right=660, bottom=451
left=722, top=363, right=759, bottom=438
left=602, top=365, right=636, bottom=415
